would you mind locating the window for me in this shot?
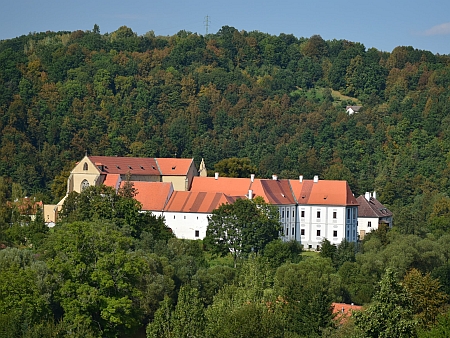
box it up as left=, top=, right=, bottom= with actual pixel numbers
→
left=301, top=210, right=305, bottom=218
left=292, top=227, right=294, bottom=236
left=333, top=211, right=337, bottom=219
left=286, top=227, right=289, bottom=236
left=317, top=211, right=321, bottom=218
left=184, top=215, right=186, bottom=219
left=317, top=230, right=321, bottom=236
left=80, top=179, right=89, bottom=191
left=368, top=221, right=372, bottom=227
left=292, top=209, right=295, bottom=218
left=195, top=230, right=199, bottom=237
left=174, top=215, right=176, bottom=219
left=83, top=162, right=88, bottom=171
left=282, top=210, right=285, bottom=218
left=301, top=229, right=305, bottom=236
left=347, top=209, right=351, bottom=219
left=333, top=230, right=338, bottom=237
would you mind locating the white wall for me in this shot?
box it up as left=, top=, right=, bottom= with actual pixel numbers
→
left=278, top=205, right=298, bottom=242
left=161, top=211, right=209, bottom=240
left=357, top=216, right=379, bottom=239
left=298, top=205, right=357, bottom=250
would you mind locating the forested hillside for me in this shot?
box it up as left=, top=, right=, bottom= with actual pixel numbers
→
left=0, top=25, right=449, bottom=207
left=1, top=25, right=450, bottom=337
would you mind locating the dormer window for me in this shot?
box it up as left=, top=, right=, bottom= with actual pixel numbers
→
left=83, top=163, right=88, bottom=171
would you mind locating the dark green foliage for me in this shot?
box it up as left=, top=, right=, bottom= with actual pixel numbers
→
left=353, top=268, right=417, bottom=338
left=204, top=197, right=281, bottom=266
left=263, top=239, right=302, bottom=269
left=274, top=257, right=339, bottom=337
left=60, top=184, right=173, bottom=240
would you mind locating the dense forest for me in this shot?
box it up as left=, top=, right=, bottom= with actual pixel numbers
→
left=1, top=25, right=450, bottom=337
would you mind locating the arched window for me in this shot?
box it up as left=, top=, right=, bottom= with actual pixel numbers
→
left=83, top=162, right=88, bottom=171
left=81, top=179, right=90, bottom=191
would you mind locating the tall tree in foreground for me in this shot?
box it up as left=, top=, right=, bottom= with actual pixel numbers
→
left=403, top=268, right=448, bottom=329
left=204, top=197, right=280, bottom=267
left=353, top=268, right=417, bottom=338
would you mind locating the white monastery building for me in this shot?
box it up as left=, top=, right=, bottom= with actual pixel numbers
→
left=46, top=156, right=386, bottom=249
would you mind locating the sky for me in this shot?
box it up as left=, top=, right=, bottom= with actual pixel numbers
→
left=1, top=0, right=449, bottom=55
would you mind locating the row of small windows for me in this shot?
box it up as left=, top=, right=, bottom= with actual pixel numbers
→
left=280, top=209, right=296, bottom=218
left=173, top=215, right=200, bottom=220
left=300, top=229, right=338, bottom=237
left=299, top=211, right=338, bottom=219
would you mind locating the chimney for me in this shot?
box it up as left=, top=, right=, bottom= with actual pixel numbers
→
left=299, top=175, right=303, bottom=182
left=248, top=189, right=253, bottom=199
left=251, top=174, right=255, bottom=182
left=272, top=175, right=278, bottom=181
left=215, top=172, right=219, bottom=180
left=365, top=192, right=370, bottom=201
left=373, top=191, right=377, bottom=200
left=313, top=175, right=319, bottom=183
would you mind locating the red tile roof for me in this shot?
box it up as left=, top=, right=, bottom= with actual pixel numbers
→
left=156, top=158, right=194, bottom=176
left=190, top=176, right=252, bottom=196
left=332, top=303, right=363, bottom=324
left=250, top=179, right=296, bottom=205
left=163, top=191, right=240, bottom=213
left=103, top=174, right=121, bottom=189
left=290, top=179, right=358, bottom=206
left=119, top=181, right=173, bottom=211
left=356, top=196, right=392, bottom=218
left=89, top=156, right=160, bottom=175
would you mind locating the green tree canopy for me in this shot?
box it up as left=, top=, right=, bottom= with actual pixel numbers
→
left=204, top=197, right=281, bottom=266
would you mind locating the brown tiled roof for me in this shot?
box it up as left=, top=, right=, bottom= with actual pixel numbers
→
left=356, top=196, right=392, bottom=218
left=119, top=181, right=173, bottom=211
left=163, top=191, right=240, bottom=213
left=156, top=158, right=194, bottom=176
left=250, top=179, right=296, bottom=205
left=190, top=176, right=252, bottom=196
left=346, top=105, right=362, bottom=112
left=290, top=180, right=358, bottom=206
left=89, top=156, right=160, bottom=175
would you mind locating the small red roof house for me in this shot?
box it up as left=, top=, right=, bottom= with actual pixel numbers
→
left=332, top=302, right=363, bottom=324
left=7, top=197, right=43, bottom=221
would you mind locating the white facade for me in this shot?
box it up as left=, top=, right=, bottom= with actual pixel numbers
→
left=357, top=216, right=379, bottom=239
left=299, top=205, right=358, bottom=250
left=278, top=204, right=299, bottom=242
left=154, top=210, right=210, bottom=240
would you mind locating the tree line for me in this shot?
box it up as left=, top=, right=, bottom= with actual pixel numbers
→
left=1, top=186, right=450, bottom=337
